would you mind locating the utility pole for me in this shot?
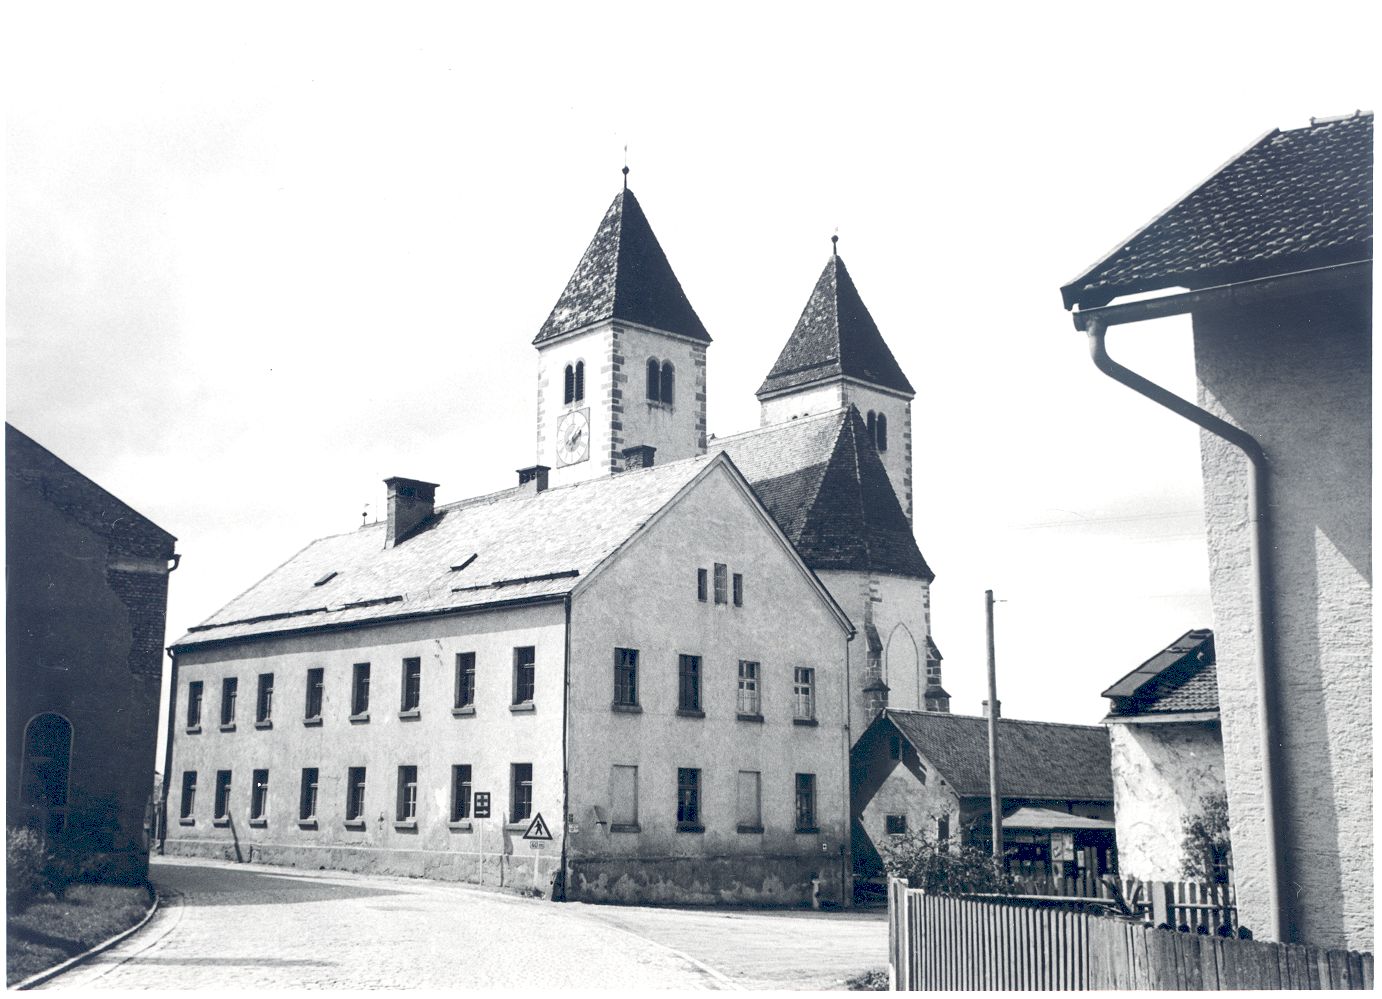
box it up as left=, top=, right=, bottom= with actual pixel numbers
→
left=985, top=589, right=1004, bottom=864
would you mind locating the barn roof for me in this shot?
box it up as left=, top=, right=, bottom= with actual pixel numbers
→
left=1102, top=628, right=1218, bottom=717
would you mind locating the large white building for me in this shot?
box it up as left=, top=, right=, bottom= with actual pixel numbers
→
left=162, top=183, right=943, bottom=904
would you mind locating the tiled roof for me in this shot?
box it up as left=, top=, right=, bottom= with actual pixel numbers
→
left=709, top=407, right=933, bottom=580
left=884, top=709, right=1113, bottom=801
left=1062, top=111, right=1373, bottom=310
left=1103, top=628, right=1218, bottom=716
left=758, top=254, right=914, bottom=397
left=172, top=455, right=717, bottom=649
left=534, top=188, right=710, bottom=344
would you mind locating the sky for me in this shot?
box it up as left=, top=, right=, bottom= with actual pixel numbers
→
left=6, top=2, right=1376, bottom=767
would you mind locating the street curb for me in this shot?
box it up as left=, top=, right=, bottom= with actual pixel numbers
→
left=9, top=887, right=161, bottom=991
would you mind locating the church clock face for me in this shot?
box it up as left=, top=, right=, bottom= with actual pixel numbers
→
left=555, top=408, right=591, bottom=467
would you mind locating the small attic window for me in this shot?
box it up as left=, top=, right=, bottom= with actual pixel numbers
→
left=313, top=572, right=338, bottom=587
left=450, top=553, right=478, bottom=573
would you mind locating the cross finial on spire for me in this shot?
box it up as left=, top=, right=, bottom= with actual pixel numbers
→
left=831, top=230, right=839, bottom=257
left=622, top=145, right=629, bottom=190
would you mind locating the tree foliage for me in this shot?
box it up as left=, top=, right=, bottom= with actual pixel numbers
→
left=1180, top=791, right=1232, bottom=884
left=879, top=830, right=1017, bottom=896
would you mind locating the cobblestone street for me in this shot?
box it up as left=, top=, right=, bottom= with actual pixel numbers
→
left=40, top=857, right=886, bottom=990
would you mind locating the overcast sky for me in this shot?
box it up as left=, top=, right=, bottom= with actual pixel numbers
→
left=7, top=2, right=1375, bottom=764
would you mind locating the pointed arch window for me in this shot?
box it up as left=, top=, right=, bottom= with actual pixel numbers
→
left=876, top=412, right=888, bottom=452
left=21, top=713, right=72, bottom=837
left=660, top=362, right=675, bottom=405
left=646, top=358, right=660, bottom=401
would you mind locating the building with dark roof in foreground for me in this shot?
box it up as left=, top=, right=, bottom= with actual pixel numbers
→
left=850, top=709, right=1114, bottom=886
left=7, top=424, right=178, bottom=883
left=1101, top=630, right=1226, bottom=885
left=163, top=181, right=946, bottom=905
left=1063, top=111, right=1371, bottom=949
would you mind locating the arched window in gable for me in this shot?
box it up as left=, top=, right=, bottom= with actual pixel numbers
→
left=646, top=358, right=660, bottom=402
left=563, top=364, right=575, bottom=405
left=660, top=361, right=675, bottom=406
left=573, top=360, right=585, bottom=403
left=21, top=713, right=72, bottom=837
left=876, top=412, right=888, bottom=452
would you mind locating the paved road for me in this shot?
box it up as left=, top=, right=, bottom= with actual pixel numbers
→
left=42, top=858, right=886, bottom=990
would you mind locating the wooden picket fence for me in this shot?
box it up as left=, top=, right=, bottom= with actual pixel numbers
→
left=1010, top=874, right=1238, bottom=933
left=888, top=879, right=1373, bottom=990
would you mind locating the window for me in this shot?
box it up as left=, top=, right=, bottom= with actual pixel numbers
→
left=396, top=766, right=418, bottom=824
left=401, top=657, right=422, bottom=714
left=180, top=771, right=197, bottom=820
left=732, top=573, right=743, bottom=607
left=564, top=361, right=585, bottom=404
left=795, top=773, right=817, bottom=831
left=793, top=667, right=816, bottom=721
left=351, top=663, right=370, bottom=717
left=214, top=770, right=232, bottom=821
left=20, top=714, right=72, bottom=837
left=251, top=769, right=269, bottom=823
left=450, top=765, right=472, bottom=822
left=678, top=654, right=701, bottom=713
left=713, top=563, right=728, bottom=604
left=937, top=815, right=950, bottom=847
left=867, top=410, right=876, bottom=440
left=611, top=765, right=638, bottom=829
left=737, top=661, right=761, bottom=716
left=305, top=668, right=324, bottom=720
left=186, top=681, right=203, bottom=730
left=876, top=412, right=888, bottom=451
left=613, top=648, right=639, bottom=707
left=256, top=673, right=274, bottom=724
left=736, top=771, right=761, bottom=831
left=646, top=357, right=660, bottom=401
left=454, top=652, right=475, bottom=710
left=510, top=763, right=533, bottom=823
left=659, top=361, right=674, bottom=405
left=676, top=768, right=701, bottom=829
left=886, top=814, right=907, bottom=835
left=513, top=647, right=535, bottom=705
left=220, top=677, right=238, bottom=727
left=299, top=768, right=319, bottom=822
left=575, top=360, right=584, bottom=402
left=346, top=767, right=367, bottom=822
left=697, top=568, right=708, bottom=602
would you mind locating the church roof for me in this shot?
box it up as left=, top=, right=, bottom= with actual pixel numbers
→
left=881, top=709, right=1114, bottom=802
left=172, top=454, right=721, bottom=649
left=534, top=188, right=711, bottom=345
left=708, top=406, right=933, bottom=580
left=757, top=253, right=914, bottom=398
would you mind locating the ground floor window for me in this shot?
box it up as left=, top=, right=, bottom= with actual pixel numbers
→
left=346, top=767, right=367, bottom=821
left=396, top=766, right=418, bottom=822
left=179, top=771, right=197, bottom=820
left=251, top=769, right=269, bottom=822
left=510, top=763, right=532, bottom=823
left=299, top=768, right=318, bottom=821
left=795, top=773, right=816, bottom=831
left=214, top=770, right=232, bottom=820
left=677, top=767, right=701, bottom=829
left=451, top=765, right=472, bottom=821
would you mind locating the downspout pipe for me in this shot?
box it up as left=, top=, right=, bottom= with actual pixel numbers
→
left=1081, top=313, right=1287, bottom=943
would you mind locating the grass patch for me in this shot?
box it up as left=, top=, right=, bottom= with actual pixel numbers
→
left=7, top=883, right=152, bottom=985
left=846, top=967, right=889, bottom=990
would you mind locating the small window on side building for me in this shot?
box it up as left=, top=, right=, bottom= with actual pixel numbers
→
left=713, top=563, right=728, bottom=604
left=732, top=573, right=743, bottom=607
left=614, top=648, right=639, bottom=707
left=697, top=568, right=708, bottom=602
left=886, top=814, right=907, bottom=835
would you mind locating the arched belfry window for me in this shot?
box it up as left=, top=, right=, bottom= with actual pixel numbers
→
left=646, top=358, right=660, bottom=402
left=867, top=410, right=877, bottom=439
left=660, top=361, right=675, bottom=406
left=876, top=412, right=888, bottom=452
left=563, top=365, right=575, bottom=405
left=574, top=360, right=584, bottom=402
left=21, top=713, right=72, bottom=837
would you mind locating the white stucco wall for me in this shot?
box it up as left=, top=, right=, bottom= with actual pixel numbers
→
left=536, top=325, right=609, bottom=487
left=565, top=462, right=852, bottom=904
left=1107, top=720, right=1226, bottom=881
left=1192, top=290, right=1371, bottom=949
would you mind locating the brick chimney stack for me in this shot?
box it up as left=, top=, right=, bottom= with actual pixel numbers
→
left=620, top=445, right=656, bottom=471
left=517, top=465, right=550, bottom=494
left=384, top=477, right=438, bottom=549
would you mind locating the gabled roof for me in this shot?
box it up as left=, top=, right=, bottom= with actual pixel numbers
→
left=1062, top=111, right=1374, bottom=310
left=173, top=454, right=719, bottom=649
left=6, top=423, right=176, bottom=559
left=881, top=709, right=1113, bottom=802
left=708, top=406, right=933, bottom=580
left=534, top=188, right=711, bottom=345
left=758, top=253, right=914, bottom=397
left=1102, top=628, right=1218, bottom=717
left=1003, top=807, right=1114, bottom=832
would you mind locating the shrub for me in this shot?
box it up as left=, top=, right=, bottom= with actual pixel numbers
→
left=879, top=830, right=1016, bottom=896
left=846, top=968, right=889, bottom=990
left=1180, top=791, right=1232, bottom=884
left=6, top=826, right=49, bottom=910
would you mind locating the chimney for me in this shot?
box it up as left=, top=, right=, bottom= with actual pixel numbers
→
left=982, top=699, right=1001, bottom=718
left=620, top=444, right=656, bottom=471
left=864, top=676, right=890, bottom=720
left=517, top=465, right=550, bottom=494
left=384, top=477, right=438, bottom=548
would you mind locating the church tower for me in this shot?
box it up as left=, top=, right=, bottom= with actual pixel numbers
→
left=756, top=242, right=915, bottom=523
left=534, top=182, right=710, bottom=488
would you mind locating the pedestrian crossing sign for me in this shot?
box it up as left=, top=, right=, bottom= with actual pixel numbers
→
left=522, top=812, right=553, bottom=841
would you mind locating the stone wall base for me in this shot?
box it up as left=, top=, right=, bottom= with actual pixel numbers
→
left=567, top=853, right=837, bottom=906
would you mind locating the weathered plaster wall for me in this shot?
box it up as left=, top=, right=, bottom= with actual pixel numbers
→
left=850, top=722, right=960, bottom=876
left=566, top=463, right=852, bottom=904
left=1192, top=288, right=1371, bottom=949
left=759, top=381, right=844, bottom=426
left=165, top=603, right=567, bottom=894
left=1107, top=720, right=1225, bottom=881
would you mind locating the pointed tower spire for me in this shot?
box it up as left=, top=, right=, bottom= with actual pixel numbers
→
left=534, top=188, right=710, bottom=345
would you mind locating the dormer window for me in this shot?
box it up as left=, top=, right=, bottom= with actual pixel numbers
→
left=646, top=358, right=675, bottom=405
left=563, top=361, right=585, bottom=405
